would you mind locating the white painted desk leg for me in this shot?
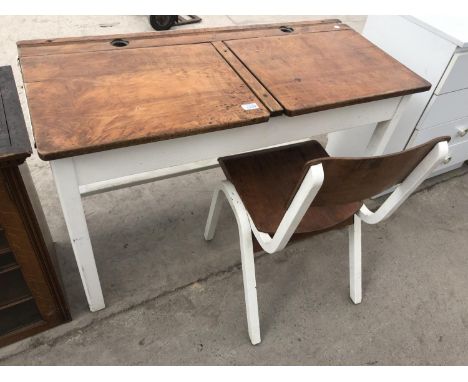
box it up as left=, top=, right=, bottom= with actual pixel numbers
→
left=51, top=158, right=105, bottom=312
left=349, top=214, right=362, bottom=304
left=365, top=95, right=411, bottom=156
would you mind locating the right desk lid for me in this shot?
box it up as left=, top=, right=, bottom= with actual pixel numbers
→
left=225, top=28, right=431, bottom=117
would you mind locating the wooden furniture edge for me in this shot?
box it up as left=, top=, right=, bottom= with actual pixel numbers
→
left=36, top=114, right=270, bottom=161
left=18, top=19, right=341, bottom=48
left=1, top=166, right=71, bottom=324
left=17, top=20, right=347, bottom=58
left=0, top=66, right=32, bottom=164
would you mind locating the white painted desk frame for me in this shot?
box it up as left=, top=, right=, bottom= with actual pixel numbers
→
left=49, top=95, right=409, bottom=312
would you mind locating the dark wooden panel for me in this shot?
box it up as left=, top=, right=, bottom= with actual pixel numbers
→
left=0, top=167, right=70, bottom=348
left=18, top=19, right=344, bottom=57
left=0, top=93, right=10, bottom=148
left=306, top=136, right=451, bottom=206
left=0, top=269, right=31, bottom=308
left=0, top=66, right=32, bottom=164
left=22, top=43, right=270, bottom=160
left=0, top=228, right=8, bottom=252
left=219, top=140, right=361, bottom=234
left=0, top=251, right=16, bottom=272
left=226, top=30, right=431, bottom=116
left=0, top=299, right=42, bottom=337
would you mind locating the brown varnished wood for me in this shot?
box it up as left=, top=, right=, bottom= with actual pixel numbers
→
left=305, top=136, right=451, bottom=206
left=0, top=166, right=70, bottom=348
left=219, top=137, right=449, bottom=236
left=0, top=66, right=69, bottom=348
left=22, top=43, right=270, bottom=160
left=18, top=19, right=344, bottom=57
left=219, top=140, right=362, bottom=234
left=226, top=29, right=431, bottom=116
left=211, top=41, right=283, bottom=116
left=18, top=20, right=431, bottom=161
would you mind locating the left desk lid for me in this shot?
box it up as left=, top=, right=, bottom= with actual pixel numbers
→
left=0, top=66, right=32, bottom=163
left=18, top=42, right=270, bottom=161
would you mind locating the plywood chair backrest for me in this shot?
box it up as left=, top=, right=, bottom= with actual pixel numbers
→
left=302, top=136, right=450, bottom=206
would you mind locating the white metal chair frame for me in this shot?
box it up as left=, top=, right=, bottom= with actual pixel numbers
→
left=204, top=141, right=449, bottom=345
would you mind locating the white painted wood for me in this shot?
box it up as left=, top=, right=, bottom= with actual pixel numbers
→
left=358, top=141, right=449, bottom=225
left=409, top=116, right=468, bottom=147
left=436, top=51, right=468, bottom=94
left=430, top=139, right=468, bottom=174
left=204, top=187, right=223, bottom=241
left=73, top=97, right=400, bottom=186
left=365, top=96, right=411, bottom=156
left=326, top=123, right=376, bottom=157
left=405, top=16, right=468, bottom=48
left=362, top=16, right=456, bottom=155
left=418, top=89, right=468, bottom=130
left=50, top=158, right=105, bottom=312
left=349, top=214, right=362, bottom=304
left=80, top=159, right=219, bottom=197
left=205, top=182, right=261, bottom=345
left=248, top=165, right=324, bottom=254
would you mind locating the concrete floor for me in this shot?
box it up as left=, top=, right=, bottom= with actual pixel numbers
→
left=1, top=15, right=468, bottom=365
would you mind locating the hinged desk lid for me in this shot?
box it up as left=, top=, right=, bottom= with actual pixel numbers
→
left=18, top=20, right=431, bottom=161
left=226, top=29, right=431, bottom=116
left=20, top=42, right=270, bottom=160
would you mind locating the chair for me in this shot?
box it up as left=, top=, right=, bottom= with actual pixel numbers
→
left=204, top=137, right=450, bottom=345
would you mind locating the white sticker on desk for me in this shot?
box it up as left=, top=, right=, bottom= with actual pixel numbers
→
left=241, top=103, right=259, bottom=111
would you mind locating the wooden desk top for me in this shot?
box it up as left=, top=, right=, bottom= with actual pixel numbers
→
left=0, top=66, right=31, bottom=165
left=18, top=19, right=430, bottom=161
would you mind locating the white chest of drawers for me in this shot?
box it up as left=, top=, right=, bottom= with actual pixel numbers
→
left=362, top=15, right=468, bottom=176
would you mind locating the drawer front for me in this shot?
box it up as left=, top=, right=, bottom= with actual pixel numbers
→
left=435, top=51, right=468, bottom=95
left=419, top=88, right=468, bottom=129
left=436, top=139, right=468, bottom=171
left=412, top=116, right=468, bottom=146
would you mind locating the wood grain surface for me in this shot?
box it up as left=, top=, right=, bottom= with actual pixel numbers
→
left=226, top=29, right=431, bottom=115
left=18, top=19, right=343, bottom=57
left=22, top=43, right=269, bottom=160
left=211, top=41, right=283, bottom=116
left=18, top=20, right=431, bottom=161
left=306, top=136, right=451, bottom=206
left=0, top=66, right=32, bottom=164
left=219, top=140, right=362, bottom=234
left=219, top=137, right=449, bottom=235
left=0, top=165, right=70, bottom=348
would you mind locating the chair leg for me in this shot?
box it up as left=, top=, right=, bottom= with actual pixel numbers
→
left=204, top=182, right=261, bottom=344
left=239, top=224, right=261, bottom=345
left=349, top=214, right=362, bottom=304
left=204, top=188, right=223, bottom=241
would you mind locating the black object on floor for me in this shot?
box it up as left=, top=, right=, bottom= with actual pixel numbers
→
left=149, top=15, right=202, bottom=31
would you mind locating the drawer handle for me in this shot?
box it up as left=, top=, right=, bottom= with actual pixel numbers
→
left=457, top=127, right=468, bottom=137
left=443, top=156, right=452, bottom=165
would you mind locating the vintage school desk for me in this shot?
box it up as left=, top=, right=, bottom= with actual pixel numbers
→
left=17, top=19, right=430, bottom=312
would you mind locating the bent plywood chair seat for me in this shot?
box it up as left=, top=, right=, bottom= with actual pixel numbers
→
left=205, top=136, right=450, bottom=345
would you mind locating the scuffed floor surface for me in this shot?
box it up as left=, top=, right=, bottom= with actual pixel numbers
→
left=1, top=172, right=468, bottom=365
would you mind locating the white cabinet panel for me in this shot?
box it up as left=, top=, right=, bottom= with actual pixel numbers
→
left=412, top=116, right=468, bottom=146
left=434, top=139, right=468, bottom=172
left=419, top=88, right=468, bottom=129
left=436, top=51, right=468, bottom=95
